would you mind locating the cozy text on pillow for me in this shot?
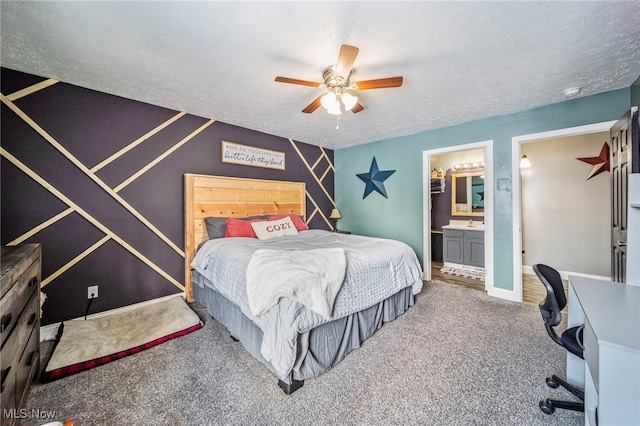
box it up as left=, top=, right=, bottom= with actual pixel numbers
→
left=251, top=217, right=299, bottom=240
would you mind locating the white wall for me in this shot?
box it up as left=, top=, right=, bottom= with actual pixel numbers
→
left=521, top=132, right=610, bottom=277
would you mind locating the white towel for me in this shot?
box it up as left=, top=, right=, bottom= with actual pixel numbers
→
left=246, top=248, right=347, bottom=319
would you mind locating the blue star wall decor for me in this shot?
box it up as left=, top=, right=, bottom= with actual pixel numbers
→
left=356, top=157, right=396, bottom=199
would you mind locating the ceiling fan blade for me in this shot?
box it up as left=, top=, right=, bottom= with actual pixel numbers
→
left=302, top=95, right=324, bottom=114
left=335, top=44, right=359, bottom=78
left=275, top=76, right=321, bottom=88
left=351, top=102, right=364, bottom=114
left=354, top=77, right=403, bottom=90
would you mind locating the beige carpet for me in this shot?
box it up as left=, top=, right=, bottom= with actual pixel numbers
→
left=42, top=296, right=202, bottom=382
left=23, top=281, right=582, bottom=426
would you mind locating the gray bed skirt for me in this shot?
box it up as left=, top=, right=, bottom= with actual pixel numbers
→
left=192, top=271, right=415, bottom=389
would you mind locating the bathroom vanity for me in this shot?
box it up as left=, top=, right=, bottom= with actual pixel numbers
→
left=442, top=221, right=485, bottom=268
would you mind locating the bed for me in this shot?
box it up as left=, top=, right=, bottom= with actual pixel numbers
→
left=184, top=174, right=423, bottom=393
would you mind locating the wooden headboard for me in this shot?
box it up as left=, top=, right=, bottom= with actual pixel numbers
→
left=184, top=174, right=306, bottom=302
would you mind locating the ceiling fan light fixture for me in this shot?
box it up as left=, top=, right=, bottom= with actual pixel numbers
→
left=275, top=44, right=404, bottom=116
left=321, top=92, right=339, bottom=111
left=327, top=103, right=342, bottom=115
left=341, top=92, right=358, bottom=111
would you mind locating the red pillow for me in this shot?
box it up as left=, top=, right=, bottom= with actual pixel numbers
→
left=269, top=214, right=309, bottom=231
left=225, top=218, right=266, bottom=238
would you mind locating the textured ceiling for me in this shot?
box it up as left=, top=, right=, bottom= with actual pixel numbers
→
left=2, top=1, right=639, bottom=150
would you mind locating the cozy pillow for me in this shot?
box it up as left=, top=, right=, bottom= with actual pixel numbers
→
left=251, top=216, right=298, bottom=240
left=206, top=216, right=267, bottom=239
left=268, top=214, right=309, bottom=231
left=225, top=218, right=268, bottom=238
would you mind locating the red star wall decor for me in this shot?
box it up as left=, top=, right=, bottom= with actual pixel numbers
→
left=577, top=142, right=610, bottom=180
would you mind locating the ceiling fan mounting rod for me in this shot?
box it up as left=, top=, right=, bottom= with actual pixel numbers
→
left=322, top=65, right=351, bottom=90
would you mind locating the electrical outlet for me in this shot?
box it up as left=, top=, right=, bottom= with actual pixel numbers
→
left=88, top=285, right=98, bottom=299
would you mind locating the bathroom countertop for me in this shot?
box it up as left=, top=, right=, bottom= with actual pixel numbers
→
left=442, top=220, right=484, bottom=231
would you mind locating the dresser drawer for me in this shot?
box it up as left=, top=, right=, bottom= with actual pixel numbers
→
left=16, top=324, right=39, bottom=412
left=0, top=260, right=39, bottom=348
left=1, top=244, right=41, bottom=426
left=1, top=328, right=19, bottom=426
left=0, top=293, right=38, bottom=406
left=14, top=291, right=40, bottom=359
left=1, top=362, right=17, bottom=426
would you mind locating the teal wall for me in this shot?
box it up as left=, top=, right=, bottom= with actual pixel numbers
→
left=335, top=88, right=631, bottom=291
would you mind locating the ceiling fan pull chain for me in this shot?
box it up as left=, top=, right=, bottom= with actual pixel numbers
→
left=336, top=115, right=341, bottom=130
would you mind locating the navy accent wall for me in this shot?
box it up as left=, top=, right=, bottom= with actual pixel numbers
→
left=1, top=68, right=335, bottom=325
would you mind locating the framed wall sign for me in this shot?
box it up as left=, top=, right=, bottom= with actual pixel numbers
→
left=221, top=141, right=285, bottom=170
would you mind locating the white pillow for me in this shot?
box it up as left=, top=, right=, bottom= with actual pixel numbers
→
left=251, top=216, right=298, bottom=240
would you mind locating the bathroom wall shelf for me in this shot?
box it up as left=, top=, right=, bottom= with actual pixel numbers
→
left=430, top=177, right=445, bottom=194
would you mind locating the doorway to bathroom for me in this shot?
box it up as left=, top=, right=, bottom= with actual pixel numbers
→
left=422, top=140, right=494, bottom=296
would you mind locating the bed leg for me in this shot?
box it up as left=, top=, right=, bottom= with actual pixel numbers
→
left=278, top=379, right=304, bottom=395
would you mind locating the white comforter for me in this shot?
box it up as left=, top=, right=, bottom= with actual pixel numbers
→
left=246, top=248, right=347, bottom=319
left=191, top=230, right=423, bottom=379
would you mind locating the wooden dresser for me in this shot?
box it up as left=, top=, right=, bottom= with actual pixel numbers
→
left=1, top=244, right=41, bottom=426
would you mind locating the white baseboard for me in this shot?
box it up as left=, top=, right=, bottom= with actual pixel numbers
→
left=40, top=292, right=186, bottom=341
left=522, top=265, right=610, bottom=282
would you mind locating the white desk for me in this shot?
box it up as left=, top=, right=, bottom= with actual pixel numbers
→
left=568, top=276, right=640, bottom=425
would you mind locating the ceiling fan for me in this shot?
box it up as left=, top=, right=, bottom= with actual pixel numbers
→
left=275, top=44, right=403, bottom=115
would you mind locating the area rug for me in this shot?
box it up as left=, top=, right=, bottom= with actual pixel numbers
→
left=41, top=296, right=203, bottom=382
left=440, top=266, right=485, bottom=281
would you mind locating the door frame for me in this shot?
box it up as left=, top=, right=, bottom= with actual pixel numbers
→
left=422, top=140, right=494, bottom=295
left=511, top=121, right=617, bottom=302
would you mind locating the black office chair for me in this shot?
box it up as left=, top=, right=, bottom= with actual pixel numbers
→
left=533, top=264, right=585, bottom=415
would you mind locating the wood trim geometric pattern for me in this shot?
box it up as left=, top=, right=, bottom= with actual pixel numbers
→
left=0, top=147, right=184, bottom=290
left=1, top=68, right=334, bottom=324
left=288, top=139, right=337, bottom=230
left=1, top=93, right=191, bottom=257
left=5, top=78, right=59, bottom=101
left=0, top=83, right=207, bottom=291
left=90, top=111, right=187, bottom=173
left=6, top=207, right=74, bottom=247
left=41, top=235, right=111, bottom=287
left=113, top=119, right=214, bottom=192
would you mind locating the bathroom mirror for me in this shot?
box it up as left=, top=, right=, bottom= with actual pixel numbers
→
left=451, top=172, right=485, bottom=216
